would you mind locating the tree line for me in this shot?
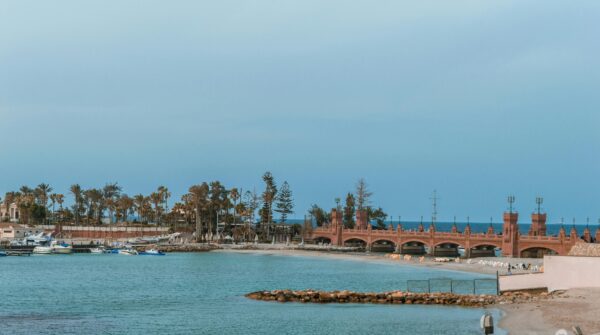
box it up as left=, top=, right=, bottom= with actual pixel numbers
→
left=0, top=172, right=295, bottom=239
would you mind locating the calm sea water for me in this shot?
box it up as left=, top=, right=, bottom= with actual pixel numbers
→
left=0, top=252, right=505, bottom=335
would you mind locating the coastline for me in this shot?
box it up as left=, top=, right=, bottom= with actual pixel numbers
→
left=214, top=246, right=541, bottom=276
left=216, top=247, right=600, bottom=334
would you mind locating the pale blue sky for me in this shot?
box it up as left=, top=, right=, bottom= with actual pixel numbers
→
left=1, top=1, right=599, bottom=222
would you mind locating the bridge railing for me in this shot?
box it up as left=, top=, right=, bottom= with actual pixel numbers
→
left=519, top=235, right=560, bottom=241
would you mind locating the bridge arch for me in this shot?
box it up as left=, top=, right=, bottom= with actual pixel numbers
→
left=520, top=246, right=559, bottom=258
left=432, top=241, right=464, bottom=257
left=343, top=237, right=368, bottom=249
left=400, top=240, right=429, bottom=255
left=469, top=243, right=501, bottom=258
left=371, top=239, right=397, bottom=253
left=313, top=236, right=332, bottom=244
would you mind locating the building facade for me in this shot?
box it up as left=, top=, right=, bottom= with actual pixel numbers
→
left=0, top=203, right=20, bottom=223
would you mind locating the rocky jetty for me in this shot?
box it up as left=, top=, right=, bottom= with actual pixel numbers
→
left=246, top=289, right=556, bottom=307
left=151, top=243, right=218, bottom=253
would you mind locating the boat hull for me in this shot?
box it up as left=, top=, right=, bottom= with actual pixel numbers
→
left=52, top=247, right=73, bottom=254
left=33, top=247, right=52, bottom=254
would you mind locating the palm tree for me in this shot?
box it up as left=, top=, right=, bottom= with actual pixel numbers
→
left=55, top=194, right=65, bottom=222
left=84, top=188, right=103, bottom=224
left=149, top=192, right=163, bottom=225
left=49, top=193, right=57, bottom=221
left=133, top=194, right=149, bottom=223
left=117, top=195, right=134, bottom=223
left=157, top=186, right=171, bottom=216
left=189, top=183, right=209, bottom=241
left=103, top=182, right=122, bottom=223
left=70, top=184, right=83, bottom=225
left=35, top=183, right=53, bottom=209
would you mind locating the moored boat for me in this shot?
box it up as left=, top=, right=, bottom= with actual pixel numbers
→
left=33, top=246, right=52, bottom=254
left=89, top=247, right=105, bottom=254
left=51, top=241, right=73, bottom=254
left=139, top=248, right=166, bottom=256
left=118, top=249, right=139, bottom=256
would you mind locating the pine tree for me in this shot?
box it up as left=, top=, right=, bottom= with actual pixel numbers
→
left=260, top=172, right=277, bottom=226
left=355, top=178, right=372, bottom=211
left=343, top=193, right=356, bottom=228
left=275, top=181, right=294, bottom=223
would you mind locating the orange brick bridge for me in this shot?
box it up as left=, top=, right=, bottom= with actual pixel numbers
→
left=309, top=209, right=596, bottom=258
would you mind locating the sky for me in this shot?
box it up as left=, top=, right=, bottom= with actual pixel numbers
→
left=1, top=1, right=599, bottom=223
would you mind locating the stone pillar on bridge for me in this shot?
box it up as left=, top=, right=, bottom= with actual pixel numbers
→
left=570, top=226, right=578, bottom=241
left=559, top=226, right=566, bottom=242
left=529, top=213, right=547, bottom=237
left=356, top=210, right=368, bottom=230
left=331, top=209, right=343, bottom=246
left=583, top=226, right=591, bottom=243
left=502, top=212, right=519, bottom=257
left=487, top=223, right=495, bottom=236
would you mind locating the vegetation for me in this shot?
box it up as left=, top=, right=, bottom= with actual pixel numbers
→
left=1, top=174, right=389, bottom=241
left=275, top=181, right=294, bottom=224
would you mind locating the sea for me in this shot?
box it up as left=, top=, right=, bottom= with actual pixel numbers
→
left=0, top=252, right=505, bottom=335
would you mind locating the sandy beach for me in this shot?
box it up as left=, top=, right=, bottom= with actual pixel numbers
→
left=215, top=245, right=542, bottom=276
left=498, top=288, right=600, bottom=335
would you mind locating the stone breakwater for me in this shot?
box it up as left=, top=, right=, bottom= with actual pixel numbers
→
left=246, top=290, right=555, bottom=307
left=149, top=244, right=218, bottom=252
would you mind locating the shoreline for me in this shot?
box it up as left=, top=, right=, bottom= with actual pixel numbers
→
left=217, top=247, right=600, bottom=334
left=214, top=246, right=541, bottom=276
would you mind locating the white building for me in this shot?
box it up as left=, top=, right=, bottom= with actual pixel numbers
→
left=0, top=203, right=19, bottom=223
left=0, top=223, right=40, bottom=240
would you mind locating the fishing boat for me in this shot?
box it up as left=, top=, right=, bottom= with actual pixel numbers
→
left=139, top=249, right=166, bottom=256
left=118, top=249, right=139, bottom=256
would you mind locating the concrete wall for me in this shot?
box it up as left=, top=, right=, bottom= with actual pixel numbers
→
left=499, top=273, right=546, bottom=292
left=544, top=255, right=600, bottom=292
left=499, top=256, right=600, bottom=292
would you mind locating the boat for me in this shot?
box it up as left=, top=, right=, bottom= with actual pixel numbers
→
left=12, top=232, right=52, bottom=247
left=33, top=245, right=52, bottom=254
left=139, top=248, right=166, bottom=256
left=0, top=250, right=7, bottom=257
left=89, top=247, right=105, bottom=254
left=51, top=241, right=73, bottom=254
left=118, top=249, right=138, bottom=256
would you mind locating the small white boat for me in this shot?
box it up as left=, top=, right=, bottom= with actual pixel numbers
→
left=33, top=246, right=52, bottom=254
left=139, top=249, right=166, bottom=256
left=51, top=241, right=73, bottom=254
left=89, top=247, right=105, bottom=254
left=118, top=249, right=138, bottom=256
